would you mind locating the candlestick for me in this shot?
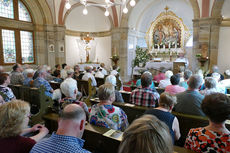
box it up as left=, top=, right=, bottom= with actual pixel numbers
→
left=163, top=45, right=165, bottom=50
left=169, top=43, right=171, bottom=49
left=155, top=51, right=158, bottom=57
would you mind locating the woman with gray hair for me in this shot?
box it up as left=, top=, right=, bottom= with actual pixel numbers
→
left=200, top=77, right=218, bottom=96
left=105, top=75, right=124, bottom=102
left=89, top=83, right=128, bottom=131
left=145, top=92, right=180, bottom=143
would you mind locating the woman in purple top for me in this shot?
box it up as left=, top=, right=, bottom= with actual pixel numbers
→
left=0, top=100, right=49, bottom=153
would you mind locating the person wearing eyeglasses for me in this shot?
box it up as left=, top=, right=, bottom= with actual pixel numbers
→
left=0, top=100, right=49, bottom=153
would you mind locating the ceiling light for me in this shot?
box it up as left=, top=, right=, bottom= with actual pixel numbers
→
left=123, top=6, right=128, bottom=14
left=104, top=9, right=109, bottom=16
left=65, top=0, right=71, bottom=9
left=105, top=0, right=110, bottom=3
left=83, top=7, right=88, bottom=15
left=130, top=0, right=136, bottom=7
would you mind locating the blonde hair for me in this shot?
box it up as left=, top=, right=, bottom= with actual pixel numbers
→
left=98, top=83, right=115, bottom=100
left=0, top=100, right=30, bottom=138
left=118, top=115, right=173, bottom=153
left=159, top=92, right=177, bottom=109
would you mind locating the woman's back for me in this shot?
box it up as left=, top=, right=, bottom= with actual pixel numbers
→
left=185, top=127, right=230, bottom=153
left=89, top=104, right=128, bottom=131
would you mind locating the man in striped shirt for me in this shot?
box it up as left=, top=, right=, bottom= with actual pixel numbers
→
left=131, top=72, right=159, bottom=107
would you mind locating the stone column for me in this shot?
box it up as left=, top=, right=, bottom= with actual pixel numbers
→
left=112, top=27, right=129, bottom=81
left=43, top=24, right=66, bottom=68
left=193, top=17, right=222, bottom=72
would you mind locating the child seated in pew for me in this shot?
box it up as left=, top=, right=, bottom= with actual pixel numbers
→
left=185, top=93, right=230, bottom=153
left=145, top=92, right=181, bottom=143
left=118, top=115, right=173, bottom=153
left=89, top=83, right=129, bottom=131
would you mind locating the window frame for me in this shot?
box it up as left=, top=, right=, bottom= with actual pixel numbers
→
left=0, top=0, right=35, bottom=65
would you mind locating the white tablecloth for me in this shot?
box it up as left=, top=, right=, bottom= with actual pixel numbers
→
left=145, top=61, right=173, bottom=70
left=78, top=63, right=100, bottom=71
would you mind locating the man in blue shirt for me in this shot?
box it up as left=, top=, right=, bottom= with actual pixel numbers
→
left=33, top=69, right=53, bottom=98
left=30, top=104, right=91, bottom=153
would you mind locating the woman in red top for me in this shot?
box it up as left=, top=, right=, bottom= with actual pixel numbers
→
left=0, top=100, right=49, bottom=153
left=185, top=93, right=230, bottom=153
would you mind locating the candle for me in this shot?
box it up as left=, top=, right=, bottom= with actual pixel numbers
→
left=170, top=51, right=172, bottom=56
left=114, top=47, right=117, bottom=55
left=158, top=44, right=160, bottom=51
left=169, top=43, right=171, bottom=49
left=163, top=45, right=165, bottom=50
left=155, top=51, right=158, bottom=56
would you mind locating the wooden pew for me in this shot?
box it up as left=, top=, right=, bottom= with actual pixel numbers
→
left=42, top=112, right=196, bottom=153
left=156, top=87, right=165, bottom=94
left=90, top=98, right=230, bottom=147
left=8, top=84, right=21, bottom=99
left=95, top=77, right=105, bottom=87
left=49, top=81, right=60, bottom=90
left=8, top=85, right=54, bottom=125
left=77, top=79, right=96, bottom=102
left=90, top=98, right=148, bottom=124
left=119, top=90, right=131, bottom=103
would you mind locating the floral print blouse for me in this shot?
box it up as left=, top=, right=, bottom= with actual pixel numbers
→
left=89, top=104, right=129, bottom=131
left=185, top=127, right=230, bottom=153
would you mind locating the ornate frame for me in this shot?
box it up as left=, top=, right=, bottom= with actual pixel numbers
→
left=145, top=10, right=190, bottom=52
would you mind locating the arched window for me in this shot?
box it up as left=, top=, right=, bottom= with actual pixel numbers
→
left=0, top=0, right=35, bottom=65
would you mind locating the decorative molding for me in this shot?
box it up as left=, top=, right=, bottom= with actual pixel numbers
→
left=65, top=29, right=112, bottom=37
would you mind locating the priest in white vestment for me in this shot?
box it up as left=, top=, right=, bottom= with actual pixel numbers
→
left=174, top=50, right=189, bottom=67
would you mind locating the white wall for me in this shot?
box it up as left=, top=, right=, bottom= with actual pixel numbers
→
left=217, top=27, right=230, bottom=73
left=65, top=5, right=111, bottom=32
left=65, top=35, right=112, bottom=69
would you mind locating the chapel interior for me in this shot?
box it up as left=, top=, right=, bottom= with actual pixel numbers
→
left=0, top=0, right=229, bottom=81
left=0, top=0, right=230, bottom=153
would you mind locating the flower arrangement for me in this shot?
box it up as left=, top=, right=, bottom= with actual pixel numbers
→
left=110, top=55, right=119, bottom=65
left=133, top=46, right=150, bottom=67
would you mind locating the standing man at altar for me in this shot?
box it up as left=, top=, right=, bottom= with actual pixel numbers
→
left=174, top=50, right=189, bottom=67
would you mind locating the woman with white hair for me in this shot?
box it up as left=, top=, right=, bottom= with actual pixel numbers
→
left=105, top=75, right=124, bottom=102
left=60, top=69, right=88, bottom=115
left=158, top=70, right=173, bottom=88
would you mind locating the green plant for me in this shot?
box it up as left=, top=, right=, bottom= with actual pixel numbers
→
left=133, top=46, right=150, bottom=67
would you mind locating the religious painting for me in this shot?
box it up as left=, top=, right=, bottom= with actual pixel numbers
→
left=153, top=19, right=181, bottom=48
left=145, top=8, right=190, bottom=51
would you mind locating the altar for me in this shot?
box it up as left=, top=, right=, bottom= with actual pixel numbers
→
left=79, top=63, right=100, bottom=71
left=133, top=61, right=173, bottom=75
left=145, top=61, right=173, bottom=70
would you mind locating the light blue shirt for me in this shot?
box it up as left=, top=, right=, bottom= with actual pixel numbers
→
left=33, top=77, right=53, bottom=98
left=30, top=132, right=91, bottom=153
left=136, top=79, right=155, bottom=90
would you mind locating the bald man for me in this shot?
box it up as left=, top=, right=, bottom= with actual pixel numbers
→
left=30, top=104, right=91, bottom=153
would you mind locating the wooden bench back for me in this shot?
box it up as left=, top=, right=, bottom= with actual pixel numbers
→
left=95, top=77, right=105, bottom=87
left=42, top=112, right=196, bottom=153
left=8, top=85, right=53, bottom=125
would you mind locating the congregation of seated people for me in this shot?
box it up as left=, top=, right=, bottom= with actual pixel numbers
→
left=0, top=63, right=229, bottom=153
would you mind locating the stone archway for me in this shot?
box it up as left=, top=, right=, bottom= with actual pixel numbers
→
left=211, top=0, right=225, bottom=18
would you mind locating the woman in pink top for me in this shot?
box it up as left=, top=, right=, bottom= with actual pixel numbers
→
left=165, top=74, right=185, bottom=95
